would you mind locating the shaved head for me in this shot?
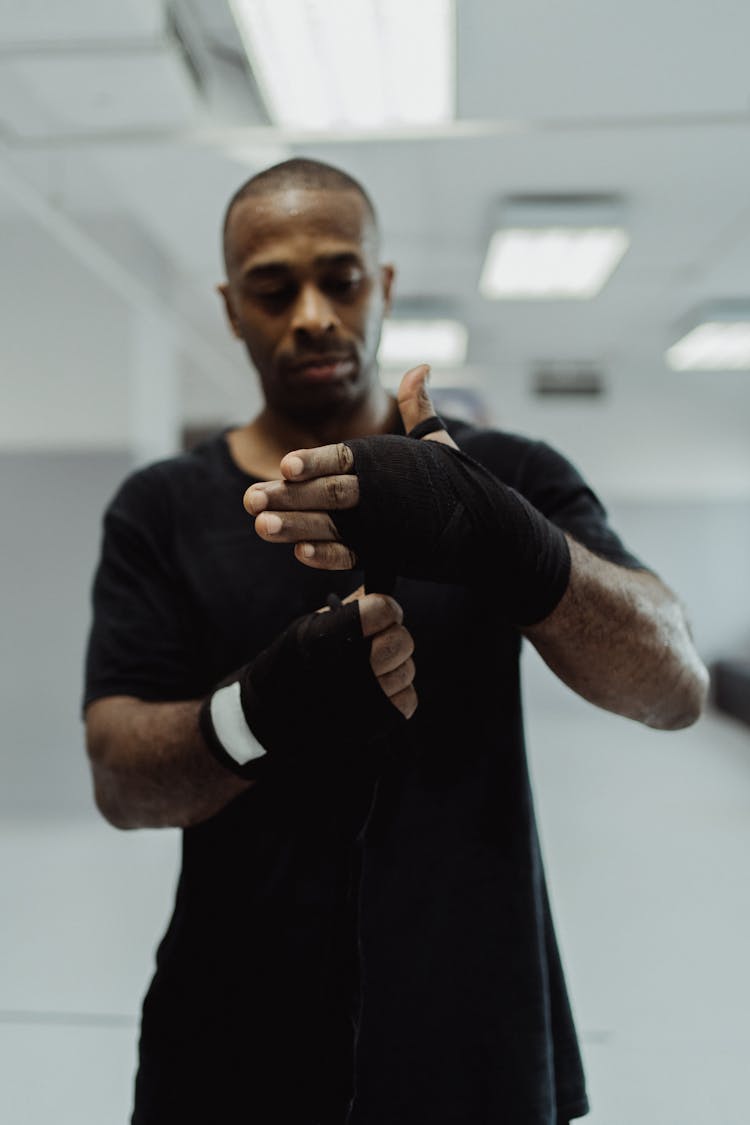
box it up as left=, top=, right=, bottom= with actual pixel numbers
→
left=222, top=157, right=379, bottom=269
left=216, top=155, right=394, bottom=428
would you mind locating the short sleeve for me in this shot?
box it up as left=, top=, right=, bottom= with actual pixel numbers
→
left=83, top=469, right=201, bottom=709
left=516, top=440, right=647, bottom=570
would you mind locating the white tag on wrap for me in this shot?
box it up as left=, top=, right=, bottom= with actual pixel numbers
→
left=209, top=681, right=267, bottom=766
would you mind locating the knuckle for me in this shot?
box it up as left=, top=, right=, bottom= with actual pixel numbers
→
left=325, top=476, right=347, bottom=506
left=320, top=542, right=338, bottom=564
left=376, top=594, right=395, bottom=618
left=371, top=622, right=412, bottom=668
left=383, top=630, right=401, bottom=664
left=388, top=688, right=405, bottom=716
left=336, top=443, right=353, bottom=473
left=298, top=519, right=319, bottom=544
left=382, top=595, right=403, bottom=624
left=386, top=661, right=413, bottom=695
left=363, top=593, right=382, bottom=616
left=377, top=668, right=397, bottom=697
left=321, top=542, right=354, bottom=570
left=391, top=685, right=418, bottom=719
left=369, top=633, right=388, bottom=669
left=365, top=596, right=393, bottom=633
left=394, top=624, right=414, bottom=658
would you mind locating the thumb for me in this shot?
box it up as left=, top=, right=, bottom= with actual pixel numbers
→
left=396, top=363, right=457, bottom=448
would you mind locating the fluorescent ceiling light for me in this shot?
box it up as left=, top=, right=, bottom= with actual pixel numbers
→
left=380, top=318, right=468, bottom=367
left=479, top=196, right=629, bottom=300
left=667, top=320, right=750, bottom=371
left=479, top=227, right=629, bottom=300
left=230, top=0, right=455, bottom=131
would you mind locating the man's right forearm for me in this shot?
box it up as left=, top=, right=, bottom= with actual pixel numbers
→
left=85, top=696, right=253, bottom=830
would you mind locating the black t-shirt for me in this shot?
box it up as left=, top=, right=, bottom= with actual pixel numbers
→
left=84, top=420, right=644, bottom=1125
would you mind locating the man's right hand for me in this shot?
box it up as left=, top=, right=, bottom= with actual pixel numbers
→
left=199, top=590, right=417, bottom=780
left=340, top=587, right=416, bottom=720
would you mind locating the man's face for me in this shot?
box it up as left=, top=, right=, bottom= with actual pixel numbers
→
left=219, top=186, right=394, bottom=423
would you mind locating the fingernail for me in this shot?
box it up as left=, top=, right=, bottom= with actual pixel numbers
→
left=300, top=543, right=315, bottom=558
left=264, top=514, right=282, bottom=534
left=286, top=455, right=304, bottom=477
left=248, top=489, right=268, bottom=513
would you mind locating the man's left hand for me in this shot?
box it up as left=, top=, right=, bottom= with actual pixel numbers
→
left=244, top=364, right=455, bottom=570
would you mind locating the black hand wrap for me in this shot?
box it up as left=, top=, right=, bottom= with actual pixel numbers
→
left=407, top=415, right=446, bottom=440
left=333, top=435, right=571, bottom=626
left=199, top=599, right=404, bottom=779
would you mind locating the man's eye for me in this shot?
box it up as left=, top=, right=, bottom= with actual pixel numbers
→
left=255, top=286, right=295, bottom=304
left=325, top=275, right=361, bottom=296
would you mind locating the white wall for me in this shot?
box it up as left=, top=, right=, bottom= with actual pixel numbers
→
left=608, top=499, right=750, bottom=661
left=481, top=369, right=750, bottom=503
left=0, top=221, right=131, bottom=450
left=0, top=451, right=132, bottom=816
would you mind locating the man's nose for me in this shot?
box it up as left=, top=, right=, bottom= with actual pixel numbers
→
left=290, top=283, right=339, bottom=339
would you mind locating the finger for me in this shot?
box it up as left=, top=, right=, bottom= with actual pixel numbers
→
left=255, top=511, right=340, bottom=543
left=388, top=684, right=418, bottom=720
left=245, top=475, right=359, bottom=515
left=279, top=443, right=354, bottom=482
left=357, top=593, right=403, bottom=637
left=396, top=363, right=458, bottom=450
left=293, top=541, right=356, bottom=570
left=370, top=623, right=415, bottom=676
left=376, top=656, right=415, bottom=698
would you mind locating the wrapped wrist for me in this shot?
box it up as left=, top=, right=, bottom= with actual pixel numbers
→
left=199, top=599, right=405, bottom=781
left=333, top=435, right=570, bottom=625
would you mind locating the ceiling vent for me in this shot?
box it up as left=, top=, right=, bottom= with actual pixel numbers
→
left=532, top=361, right=605, bottom=397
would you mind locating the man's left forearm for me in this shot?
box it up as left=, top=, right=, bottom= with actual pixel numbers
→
left=524, top=536, right=709, bottom=730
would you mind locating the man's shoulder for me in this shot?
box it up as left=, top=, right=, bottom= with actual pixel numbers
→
left=443, top=417, right=559, bottom=489
left=106, top=431, right=235, bottom=522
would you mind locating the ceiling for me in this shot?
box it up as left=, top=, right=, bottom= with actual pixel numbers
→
left=1, top=0, right=749, bottom=498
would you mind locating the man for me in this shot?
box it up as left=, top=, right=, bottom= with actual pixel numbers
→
left=84, top=158, right=708, bottom=1125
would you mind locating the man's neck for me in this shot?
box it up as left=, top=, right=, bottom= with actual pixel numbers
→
left=227, top=384, right=399, bottom=481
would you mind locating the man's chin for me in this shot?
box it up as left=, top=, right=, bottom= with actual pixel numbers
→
left=273, top=380, right=364, bottom=426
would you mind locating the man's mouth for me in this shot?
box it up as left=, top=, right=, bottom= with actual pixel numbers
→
left=288, top=356, right=357, bottom=383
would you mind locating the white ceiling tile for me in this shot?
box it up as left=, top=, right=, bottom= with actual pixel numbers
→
left=4, top=46, right=198, bottom=135
left=98, top=143, right=288, bottom=276
left=0, top=61, right=57, bottom=138
left=458, top=0, right=750, bottom=120
left=0, top=0, right=165, bottom=43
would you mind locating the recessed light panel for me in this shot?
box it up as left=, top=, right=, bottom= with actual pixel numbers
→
left=479, top=196, right=629, bottom=300
left=480, top=227, right=629, bottom=300
left=667, top=321, right=750, bottom=370
left=230, top=0, right=454, bottom=130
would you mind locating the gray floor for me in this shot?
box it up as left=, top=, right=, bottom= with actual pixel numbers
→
left=2, top=661, right=748, bottom=1124
left=525, top=657, right=750, bottom=1125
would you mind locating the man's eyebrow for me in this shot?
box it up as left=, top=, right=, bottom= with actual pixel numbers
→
left=242, top=261, right=289, bottom=281
left=241, top=252, right=364, bottom=281
left=314, top=252, right=364, bottom=268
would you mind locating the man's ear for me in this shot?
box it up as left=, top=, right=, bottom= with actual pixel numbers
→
left=380, top=264, right=395, bottom=313
left=216, top=282, right=242, bottom=339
